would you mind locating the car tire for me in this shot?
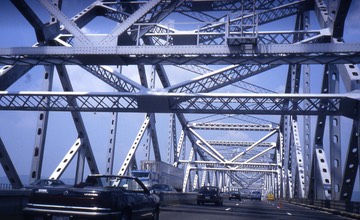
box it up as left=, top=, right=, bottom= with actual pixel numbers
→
left=120, top=211, right=131, bottom=220
left=152, top=208, right=160, bottom=220
left=197, top=200, right=200, bottom=205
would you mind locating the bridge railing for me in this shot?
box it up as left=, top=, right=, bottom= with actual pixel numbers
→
left=289, top=198, right=360, bottom=219
left=0, top=183, right=13, bottom=190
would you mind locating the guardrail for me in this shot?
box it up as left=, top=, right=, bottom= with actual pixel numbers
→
left=0, top=183, right=13, bottom=190
left=0, top=190, right=30, bottom=220
left=289, top=198, right=360, bottom=219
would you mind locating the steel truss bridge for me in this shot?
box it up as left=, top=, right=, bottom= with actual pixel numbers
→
left=0, top=0, right=360, bottom=202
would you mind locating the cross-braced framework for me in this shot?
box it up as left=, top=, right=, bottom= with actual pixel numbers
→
left=0, top=0, right=359, bottom=201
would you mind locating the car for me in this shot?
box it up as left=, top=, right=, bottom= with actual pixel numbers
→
left=240, top=191, right=249, bottom=199
left=250, top=191, right=262, bottom=201
left=151, top=184, right=176, bottom=193
left=197, top=186, right=223, bottom=206
left=228, top=190, right=241, bottom=200
left=22, top=179, right=66, bottom=189
left=23, top=175, right=160, bottom=220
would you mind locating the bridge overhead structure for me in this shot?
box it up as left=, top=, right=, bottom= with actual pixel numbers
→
left=0, top=0, right=359, bottom=202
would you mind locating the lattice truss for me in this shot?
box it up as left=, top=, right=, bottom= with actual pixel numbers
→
left=0, top=0, right=359, bottom=200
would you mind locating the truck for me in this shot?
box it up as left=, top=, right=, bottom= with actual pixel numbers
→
left=131, top=160, right=184, bottom=192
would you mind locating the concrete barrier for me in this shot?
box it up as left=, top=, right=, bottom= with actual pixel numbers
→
left=0, top=190, right=30, bottom=220
left=289, top=198, right=360, bottom=219
left=157, top=192, right=198, bottom=206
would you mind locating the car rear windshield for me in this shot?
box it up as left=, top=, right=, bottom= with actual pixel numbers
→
left=199, top=186, right=218, bottom=193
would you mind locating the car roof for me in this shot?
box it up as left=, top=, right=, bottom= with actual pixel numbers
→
left=87, top=174, right=135, bottom=179
left=153, top=184, right=169, bottom=186
left=31, top=179, right=64, bottom=184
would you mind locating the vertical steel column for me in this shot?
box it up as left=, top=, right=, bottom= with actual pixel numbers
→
left=182, top=147, right=194, bottom=192
left=193, top=149, right=200, bottom=190
left=337, top=56, right=360, bottom=201
left=105, top=112, right=118, bottom=175
left=192, top=172, right=198, bottom=191
left=276, top=128, right=284, bottom=198
left=29, top=65, right=53, bottom=183
left=308, top=68, right=332, bottom=199
left=212, top=171, right=217, bottom=187
left=144, top=122, right=151, bottom=161
left=174, top=130, right=185, bottom=167
left=290, top=117, right=305, bottom=198
left=303, top=63, right=311, bottom=196
left=282, top=115, right=291, bottom=198
left=172, top=113, right=178, bottom=164
left=201, top=170, right=207, bottom=186
left=301, top=7, right=312, bottom=197
left=28, top=0, right=57, bottom=183
left=340, top=121, right=359, bottom=200
left=167, top=114, right=177, bottom=163
left=328, top=64, right=342, bottom=200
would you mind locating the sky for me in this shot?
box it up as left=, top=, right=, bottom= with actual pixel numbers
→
left=0, top=0, right=359, bottom=194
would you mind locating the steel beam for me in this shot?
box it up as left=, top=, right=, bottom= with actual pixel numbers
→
left=29, top=65, right=54, bottom=183
left=0, top=92, right=357, bottom=116
left=0, top=138, right=22, bottom=189
left=117, top=115, right=151, bottom=176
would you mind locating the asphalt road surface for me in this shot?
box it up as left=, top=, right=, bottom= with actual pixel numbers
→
left=160, top=199, right=352, bottom=220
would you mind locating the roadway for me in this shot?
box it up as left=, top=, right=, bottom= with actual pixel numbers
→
left=160, top=199, right=353, bottom=220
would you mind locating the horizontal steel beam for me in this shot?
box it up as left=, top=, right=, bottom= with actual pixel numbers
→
left=178, top=160, right=277, bottom=167
left=189, top=167, right=277, bottom=173
left=0, top=43, right=360, bottom=65
left=207, top=140, right=275, bottom=147
left=0, top=91, right=358, bottom=117
left=2, top=43, right=358, bottom=56
left=188, top=122, right=278, bottom=131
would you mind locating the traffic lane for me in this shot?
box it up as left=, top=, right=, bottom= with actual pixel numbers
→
left=160, top=199, right=352, bottom=220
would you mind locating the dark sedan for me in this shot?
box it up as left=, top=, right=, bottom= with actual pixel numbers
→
left=228, top=190, right=241, bottom=201
left=196, top=186, right=223, bottom=206
left=23, top=175, right=160, bottom=220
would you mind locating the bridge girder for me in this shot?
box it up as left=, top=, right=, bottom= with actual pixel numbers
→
left=0, top=0, right=359, bottom=201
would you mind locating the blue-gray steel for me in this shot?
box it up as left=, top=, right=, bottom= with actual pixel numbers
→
left=0, top=0, right=359, bottom=206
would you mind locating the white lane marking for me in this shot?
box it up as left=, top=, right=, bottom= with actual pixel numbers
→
left=225, top=208, right=232, bottom=211
left=287, top=212, right=292, bottom=216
